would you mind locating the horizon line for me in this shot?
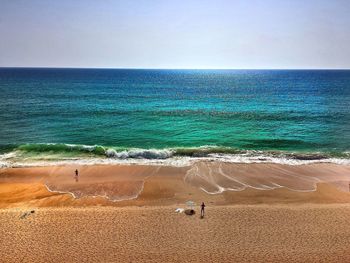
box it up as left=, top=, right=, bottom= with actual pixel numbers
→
left=1, top=66, right=350, bottom=71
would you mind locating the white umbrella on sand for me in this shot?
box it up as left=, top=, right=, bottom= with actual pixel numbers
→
left=186, top=201, right=196, bottom=210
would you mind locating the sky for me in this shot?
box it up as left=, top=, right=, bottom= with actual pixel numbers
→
left=0, top=0, right=350, bottom=69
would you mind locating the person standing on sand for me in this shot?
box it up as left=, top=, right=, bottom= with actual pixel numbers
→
left=75, top=169, right=79, bottom=182
left=201, top=202, right=205, bottom=217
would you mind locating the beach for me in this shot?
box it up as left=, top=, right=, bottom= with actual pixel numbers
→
left=2, top=204, right=350, bottom=263
left=1, top=162, right=350, bottom=262
left=1, top=163, right=350, bottom=208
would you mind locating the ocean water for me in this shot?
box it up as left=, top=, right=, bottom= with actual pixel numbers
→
left=0, top=68, right=350, bottom=167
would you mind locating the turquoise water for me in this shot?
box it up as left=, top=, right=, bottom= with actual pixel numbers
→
left=0, top=68, right=349, bottom=164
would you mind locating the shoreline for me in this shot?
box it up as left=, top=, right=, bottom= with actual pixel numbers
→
left=2, top=143, right=350, bottom=169
left=2, top=154, right=350, bottom=168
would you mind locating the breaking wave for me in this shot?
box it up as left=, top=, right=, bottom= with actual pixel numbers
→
left=0, top=143, right=349, bottom=168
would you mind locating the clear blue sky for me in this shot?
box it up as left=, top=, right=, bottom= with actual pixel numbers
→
left=0, top=0, right=349, bottom=69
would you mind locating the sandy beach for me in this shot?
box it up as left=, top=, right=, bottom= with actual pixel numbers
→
left=1, top=162, right=350, bottom=207
left=2, top=205, right=350, bottom=262
left=1, top=162, right=350, bottom=262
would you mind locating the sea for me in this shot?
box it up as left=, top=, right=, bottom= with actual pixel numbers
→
left=1, top=68, right=349, bottom=167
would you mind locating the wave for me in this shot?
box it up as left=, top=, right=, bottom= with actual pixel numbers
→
left=105, top=148, right=174, bottom=159
left=16, top=143, right=107, bottom=156
left=0, top=143, right=349, bottom=168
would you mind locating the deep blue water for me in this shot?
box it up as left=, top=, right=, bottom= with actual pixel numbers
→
left=0, top=68, right=349, bottom=160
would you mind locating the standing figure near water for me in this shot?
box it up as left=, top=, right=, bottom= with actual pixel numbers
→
left=75, top=169, right=79, bottom=182
left=201, top=202, right=206, bottom=218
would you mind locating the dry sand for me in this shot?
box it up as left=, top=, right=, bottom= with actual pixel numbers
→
left=2, top=205, right=350, bottom=262
left=1, top=162, right=350, bottom=262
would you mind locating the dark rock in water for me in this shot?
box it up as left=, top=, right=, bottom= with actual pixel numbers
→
left=184, top=209, right=195, bottom=215
left=31, top=210, right=35, bottom=213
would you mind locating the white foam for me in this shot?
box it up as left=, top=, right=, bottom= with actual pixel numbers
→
left=1, top=150, right=350, bottom=169
left=44, top=182, right=144, bottom=202
left=105, top=148, right=174, bottom=159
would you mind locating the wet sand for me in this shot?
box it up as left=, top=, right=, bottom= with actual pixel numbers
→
left=1, top=163, right=350, bottom=262
left=1, top=162, right=350, bottom=207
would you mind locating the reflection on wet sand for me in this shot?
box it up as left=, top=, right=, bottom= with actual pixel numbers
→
left=185, top=162, right=350, bottom=193
left=45, top=165, right=160, bottom=201
left=1, top=162, right=350, bottom=204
